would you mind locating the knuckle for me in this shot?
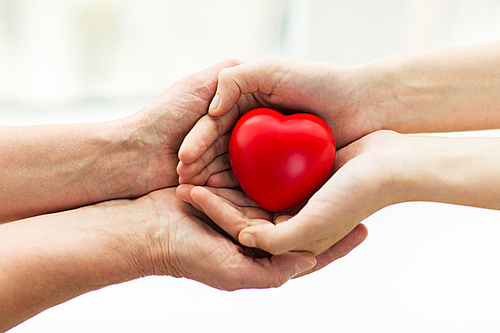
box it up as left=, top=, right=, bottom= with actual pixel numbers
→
left=214, top=138, right=224, bottom=156
left=207, top=156, right=223, bottom=174
left=200, top=147, right=216, bottom=166
left=218, top=67, right=233, bottom=81
left=213, top=115, right=226, bottom=135
left=222, top=58, right=244, bottom=67
left=191, top=169, right=209, bottom=185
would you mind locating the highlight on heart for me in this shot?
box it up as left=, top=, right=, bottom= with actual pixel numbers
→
left=229, top=108, right=336, bottom=212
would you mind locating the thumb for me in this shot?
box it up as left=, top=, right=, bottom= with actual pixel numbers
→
left=209, top=60, right=289, bottom=116
left=238, top=200, right=335, bottom=255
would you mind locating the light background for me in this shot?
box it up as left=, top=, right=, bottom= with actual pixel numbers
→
left=2, top=0, right=500, bottom=332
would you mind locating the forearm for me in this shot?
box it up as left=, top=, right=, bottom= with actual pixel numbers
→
left=0, top=119, right=156, bottom=222
left=0, top=197, right=151, bottom=331
left=357, top=41, right=500, bottom=133
left=393, top=135, right=500, bottom=210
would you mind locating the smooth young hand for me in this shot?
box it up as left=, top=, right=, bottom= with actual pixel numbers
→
left=178, top=42, right=500, bottom=186
left=176, top=59, right=372, bottom=184
left=178, top=131, right=402, bottom=256
left=178, top=130, right=500, bottom=256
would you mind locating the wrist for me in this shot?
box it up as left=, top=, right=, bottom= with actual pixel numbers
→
left=91, top=195, right=160, bottom=279
left=396, top=136, right=500, bottom=209
left=349, top=59, right=414, bottom=134
left=353, top=43, right=500, bottom=134
left=102, top=188, right=184, bottom=278
left=347, top=131, right=434, bottom=207
left=0, top=121, right=158, bottom=222
left=113, top=105, right=183, bottom=198
left=104, top=115, right=161, bottom=198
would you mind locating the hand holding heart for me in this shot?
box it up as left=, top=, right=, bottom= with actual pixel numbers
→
left=177, top=59, right=376, bottom=185
left=176, top=184, right=368, bottom=270
left=177, top=60, right=379, bottom=256
left=178, top=129, right=407, bottom=256
left=178, top=49, right=500, bottom=257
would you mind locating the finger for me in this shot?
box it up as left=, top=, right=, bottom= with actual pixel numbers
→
left=292, top=224, right=368, bottom=279
left=239, top=191, right=365, bottom=256
left=178, top=104, right=240, bottom=164
left=179, top=89, right=261, bottom=165
left=174, top=58, right=245, bottom=118
left=196, top=186, right=259, bottom=208
left=179, top=184, right=264, bottom=213
left=236, top=199, right=331, bottom=255
left=273, top=214, right=294, bottom=225
left=225, top=251, right=317, bottom=290
left=177, top=185, right=264, bottom=226
left=180, top=58, right=245, bottom=95
left=206, top=170, right=239, bottom=188
left=179, top=153, right=231, bottom=186
left=209, top=60, right=288, bottom=117
left=189, top=186, right=272, bottom=240
left=332, top=138, right=367, bottom=173
left=176, top=184, right=203, bottom=211
left=177, top=132, right=231, bottom=179
left=177, top=185, right=267, bottom=236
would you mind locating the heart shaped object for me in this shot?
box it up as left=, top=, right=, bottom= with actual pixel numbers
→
left=229, top=108, right=336, bottom=212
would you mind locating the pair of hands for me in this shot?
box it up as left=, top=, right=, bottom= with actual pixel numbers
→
left=173, top=44, right=500, bottom=260
left=175, top=60, right=412, bottom=259
left=163, top=59, right=398, bottom=271
left=122, top=59, right=368, bottom=290
left=6, top=44, right=499, bottom=331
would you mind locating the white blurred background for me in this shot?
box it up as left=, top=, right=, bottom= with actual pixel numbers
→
left=2, top=0, right=500, bottom=332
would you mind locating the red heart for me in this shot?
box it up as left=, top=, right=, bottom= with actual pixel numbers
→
left=229, top=108, right=336, bottom=212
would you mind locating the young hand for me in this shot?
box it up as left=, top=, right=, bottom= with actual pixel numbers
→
left=176, top=59, right=374, bottom=184
left=179, top=129, right=500, bottom=256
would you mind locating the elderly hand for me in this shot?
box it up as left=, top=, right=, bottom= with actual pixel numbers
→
left=0, top=60, right=243, bottom=222
left=140, top=188, right=320, bottom=289
left=0, top=186, right=326, bottom=331
left=117, top=59, right=245, bottom=193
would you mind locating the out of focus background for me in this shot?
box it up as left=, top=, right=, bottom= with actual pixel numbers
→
left=3, top=0, right=500, bottom=332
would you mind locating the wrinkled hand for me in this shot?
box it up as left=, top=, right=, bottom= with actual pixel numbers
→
left=175, top=185, right=368, bottom=275
left=177, top=131, right=406, bottom=256
left=177, top=59, right=376, bottom=185
left=117, top=59, right=243, bottom=193
left=140, top=188, right=321, bottom=290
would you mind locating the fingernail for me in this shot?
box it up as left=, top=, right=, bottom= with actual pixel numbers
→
left=295, top=260, right=316, bottom=276
left=239, top=232, right=256, bottom=248
left=209, top=94, right=220, bottom=111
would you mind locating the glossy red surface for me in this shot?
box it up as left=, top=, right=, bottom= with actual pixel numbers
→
left=229, top=108, right=336, bottom=212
